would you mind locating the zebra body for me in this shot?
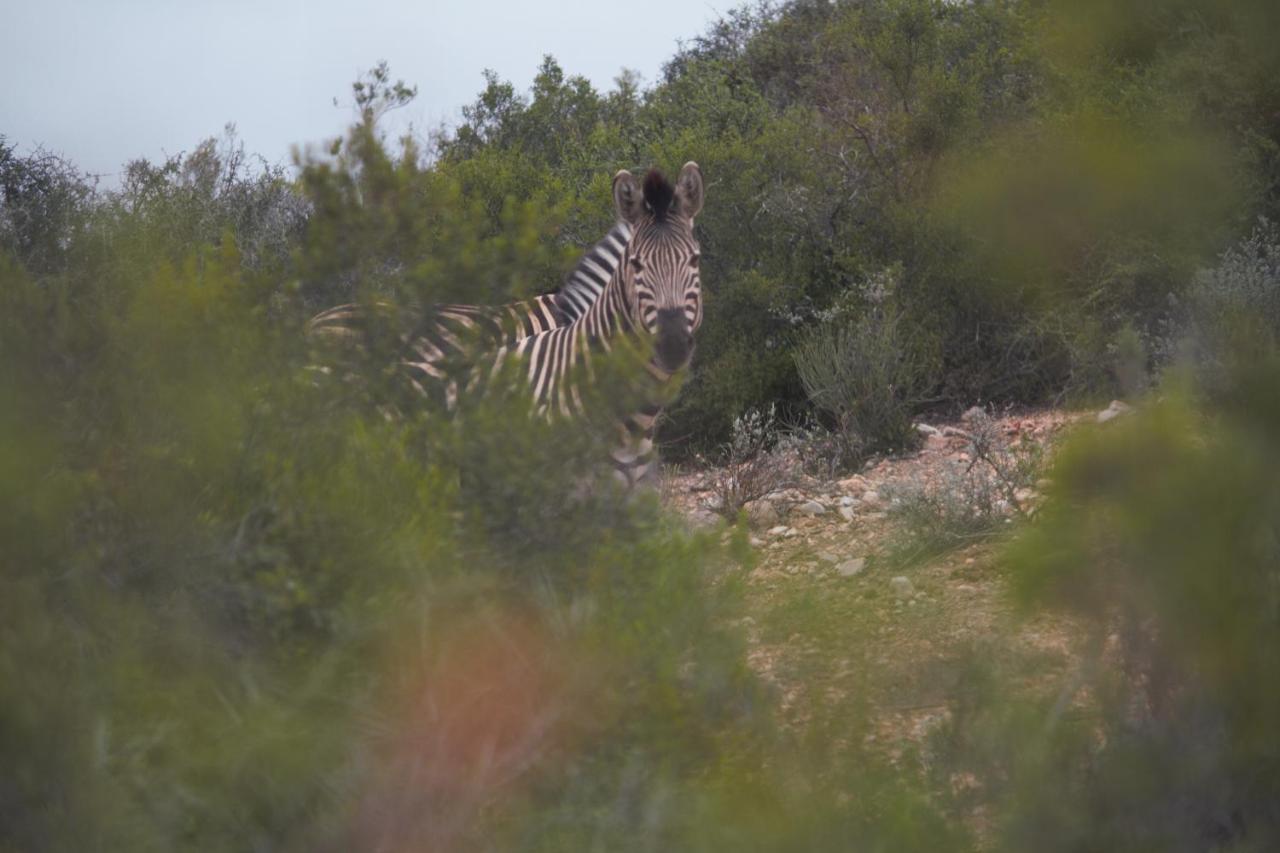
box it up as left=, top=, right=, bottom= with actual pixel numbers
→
left=307, top=220, right=631, bottom=408
left=308, top=220, right=631, bottom=351
left=310, top=164, right=705, bottom=488
left=407, top=164, right=706, bottom=487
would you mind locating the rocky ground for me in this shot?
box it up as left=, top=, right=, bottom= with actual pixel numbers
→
left=663, top=407, right=1116, bottom=786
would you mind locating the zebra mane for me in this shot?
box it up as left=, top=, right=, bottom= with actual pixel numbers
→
left=553, top=220, right=632, bottom=322
left=643, top=169, right=675, bottom=222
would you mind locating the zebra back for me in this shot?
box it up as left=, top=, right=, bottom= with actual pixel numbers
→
left=307, top=221, right=630, bottom=352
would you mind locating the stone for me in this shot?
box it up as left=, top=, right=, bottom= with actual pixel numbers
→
left=688, top=508, right=720, bottom=529
left=749, top=536, right=765, bottom=547
left=818, top=551, right=839, bottom=564
left=839, top=495, right=856, bottom=507
left=890, top=576, right=914, bottom=599
left=837, top=475, right=869, bottom=493
left=836, top=557, right=866, bottom=577
left=744, top=499, right=780, bottom=529
left=783, top=527, right=800, bottom=538
left=1097, top=399, right=1133, bottom=424
left=793, top=499, right=827, bottom=517
left=703, top=493, right=725, bottom=511
left=767, top=525, right=789, bottom=536
left=962, top=406, right=987, bottom=423
left=861, top=490, right=881, bottom=506
left=838, top=505, right=856, bottom=522
left=915, top=422, right=940, bottom=436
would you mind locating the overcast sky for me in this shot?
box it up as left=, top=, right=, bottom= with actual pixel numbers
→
left=3, top=0, right=723, bottom=184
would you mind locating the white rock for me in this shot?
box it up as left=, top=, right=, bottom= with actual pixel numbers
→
left=1097, top=400, right=1133, bottom=424
left=744, top=499, right=780, bottom=529
left=749, top=536, right=765, bottom=547
left=839, top=495, right=856, bottom=507
left=767, top=525, right=789, bottom=536
left=838, top=506, right=856, bottom=522
left=783, top=527, right=800, bottom=538
left=837, top=558, right=866, bottom=577
left=962, top=406, right=986, bottom=423
left=861, top=490, right=881, bottom=506
left=915, top=422, right=940, bottom=436
left=793, top=499, right=827, bottom=517
left=818, top=552, right=839, bottom=564
left=688, top=508, right=720, bottom=529
left=890, top=576, right=914, bottom=599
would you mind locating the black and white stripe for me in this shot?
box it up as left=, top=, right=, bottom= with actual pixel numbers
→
left=455, top=163, right=706, bottom=487
left=307, top=221, right=631, bottom=405
left=310, top=163, right=706, bottom=488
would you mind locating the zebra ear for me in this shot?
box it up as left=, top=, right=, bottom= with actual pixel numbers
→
left=673, top=162, right=704, bottom=220
left=613, top=170, right=646, bottom=225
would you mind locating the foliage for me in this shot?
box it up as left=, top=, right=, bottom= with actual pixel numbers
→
left=1161, top=218, right=1280, bottom=394
left=886, top=411, right=1042, bottom=565
left=794, top=297, right=938, bottom=469
left=8, top=0, right=1280, bottom=842
left=704, top=404, right=796, bottom=519
left=922, top=366, right=1280, bottom=851
left=0, top=91, right=964, bottom=851
left=0, top=138, right=95, bottom=274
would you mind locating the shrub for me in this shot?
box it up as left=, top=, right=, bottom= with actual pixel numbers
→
left=1162, top=218, right=1280, bottom=393
left=704, top=404, right=796, bottom=519
left=794, top=302, right=938, bottom=470
left=886, top=410, right=1042, bottom=564
left=928, top=364, right=1280, bottom=852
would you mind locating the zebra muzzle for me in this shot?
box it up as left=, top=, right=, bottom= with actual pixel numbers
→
left=653, top=308, right=694, bottom=372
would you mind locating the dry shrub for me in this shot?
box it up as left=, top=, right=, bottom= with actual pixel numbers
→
left=703, top=404, right=796, bottom=519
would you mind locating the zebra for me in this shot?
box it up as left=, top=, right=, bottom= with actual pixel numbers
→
left=309, top=163, right=704, bottom=487
left=409, top=163, right=705, bottom=488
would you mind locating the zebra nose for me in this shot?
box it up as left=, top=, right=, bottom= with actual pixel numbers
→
left=654, top=308, right=693, bottom=371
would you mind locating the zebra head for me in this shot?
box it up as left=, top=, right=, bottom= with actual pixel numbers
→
left=612, top=162, right=704, bottom=374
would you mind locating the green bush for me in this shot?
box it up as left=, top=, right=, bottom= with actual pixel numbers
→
left=794, top=299, right=938, bottom=469
left=1160, top=218, right=1280, bottom=395
left=1, top=91, right=970, bottom=851
left=924, top=363, right=1280, bottom=851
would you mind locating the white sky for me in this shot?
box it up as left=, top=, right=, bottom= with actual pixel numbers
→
left=2, top=0, right=724, bottom=184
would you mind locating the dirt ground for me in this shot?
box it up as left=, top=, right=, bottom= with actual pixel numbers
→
left=666, top=409, right=1092, bottom=773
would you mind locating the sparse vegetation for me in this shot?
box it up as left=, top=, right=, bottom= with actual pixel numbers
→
left=885, top=410, right=1044, bottom=565
left=704, top=404, right=796, bottom=519
left=6, top=0, right=1280, bottom=848
left=794, top=303, right=939, bottom=471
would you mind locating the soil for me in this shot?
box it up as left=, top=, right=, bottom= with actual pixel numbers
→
left=665, top=408, right=1096, bottom=831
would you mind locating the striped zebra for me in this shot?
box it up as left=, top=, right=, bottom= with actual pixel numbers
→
left=310, top=163, right=704, bottom=487
left=419, top=163, right=705, bottom=487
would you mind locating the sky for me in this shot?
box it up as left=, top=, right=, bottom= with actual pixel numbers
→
left=2, top=0, right=724, bottom=184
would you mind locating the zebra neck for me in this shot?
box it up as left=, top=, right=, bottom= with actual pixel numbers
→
left=554, top=221, right=632, bottom=322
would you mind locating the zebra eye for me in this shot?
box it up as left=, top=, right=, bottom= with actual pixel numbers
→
left=629, top=257, right=644, bottom=273
left=689, top=254, right=700, bottom=269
